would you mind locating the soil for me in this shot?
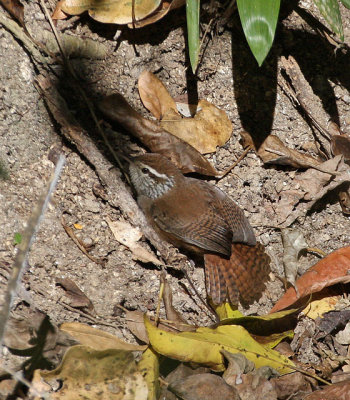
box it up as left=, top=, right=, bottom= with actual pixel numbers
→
left=1, top=0, right=350, bottom=396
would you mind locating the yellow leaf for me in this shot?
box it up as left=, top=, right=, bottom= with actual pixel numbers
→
left=214, top=302, right=242, bottom=320
left=61, top=322, right=147, bottom=351
left=138, top=348, right=159, bottom=400
left=38, top=346, right=148, bottom=399
left=302, top=296, right=339, bottom=320
left=74, top=223, right=83, bottom=229
left=144, top=316, right=294, bottom=374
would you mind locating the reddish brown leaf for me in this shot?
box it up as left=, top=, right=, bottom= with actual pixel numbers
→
left=1, top=0, right=24, bottom=26
left=270, top=246, right=350, bottom=313
left=98, top=93, right=219, bottom=176
left=304, top=381, right=350, bottom=400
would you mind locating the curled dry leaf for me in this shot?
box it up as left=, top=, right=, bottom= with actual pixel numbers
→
left=138, top=71, right=232, bottom=154
left=138, top=70, right=178, bottom=120
left=98, top=93, right=219, bottom=176
left=106, top=217, right=163, bottom=266
left=270, top=246, right=350, bottom=313
left=161, top=272, right=193, bottom=331
left=160, top=100, right=232, bottom=154
left=56, top=277, right=95, bottom=312
left=241, top=131, right=328, bottom=172
left=129, top=0, right=185, bottom=28
left=281, top=228, right=308, bottom=290
left=275, top=155, right=350, bottom=226
left=60, top=0, right=161, bottom=24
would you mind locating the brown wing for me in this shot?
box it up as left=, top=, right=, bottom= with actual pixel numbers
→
left=207, top=184, right=256, bottom=246
left=151, top=179, right=256, bottom=257
left=151, top=182, right=233, bottom=256
left=204, top=242, right=270, bottom=305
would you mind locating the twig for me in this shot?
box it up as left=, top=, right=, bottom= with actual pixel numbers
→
left=0, top=156, right=65, bottom=344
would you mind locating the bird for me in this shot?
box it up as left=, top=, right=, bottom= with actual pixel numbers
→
left=128, top=153, right=270, bottom=305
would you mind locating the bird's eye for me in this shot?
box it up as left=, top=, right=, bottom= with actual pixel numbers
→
left=141, top=167, right=149, bottom=174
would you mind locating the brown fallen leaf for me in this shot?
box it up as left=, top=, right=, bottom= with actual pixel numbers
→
left=56, top=277, right=95, bottom=313
left=241, top=131, right=333, bottom=173
left=331, top=134, right=350, bottom=162
left=125, top=310, right=149, bottom=344
left=275, top=156, right=350, bottom=227
left=160, top=100, right=232, bottom=154
left=0, top=0, right=24, bottom=27
left=271, top=372, right=312, bottom=399
left=169, top=373, right=240, bottom=400
left=339, top=187, right=350, bottom=215
left=52, top=0, right=68, bottom=20
left=305, top=380, right=350, bottom=400
left=161, top=273, right=195, bottom=332
left=128, top=0, right=185, bottom=28
left=60, top=0, right=162, bottom=25
left=270, top=246, right=350, bottom=313
left=281, top=228, right=308, bottom=290
left=138, top=70, right=178, bottom=120
left=98, top=93, right=219, bottom=176
left=138, top=71, right=232, bottom=154
left=106, top=217, right=163, bottom=266
left=60, top=322, right=147, bottom=351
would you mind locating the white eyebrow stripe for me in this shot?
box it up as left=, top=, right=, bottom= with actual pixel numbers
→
left=142, top=164, right=169, bottom=180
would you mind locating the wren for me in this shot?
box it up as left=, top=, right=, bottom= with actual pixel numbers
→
left=129, top=153, right=270, bottom=305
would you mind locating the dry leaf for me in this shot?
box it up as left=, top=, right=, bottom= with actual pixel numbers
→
left=56, top=277, right=95, bottom=312
left=275, top=156, right=350, bottom=226
left=60, top=322, right=146, bottom=351
left=138, top=70, right=178, bottom=120
left=160, top=100, right=232, bottom=154
left=281, top=229, right=308, bottom=289
left=125, top=310, right=149, bottom=343
left=98, top=93, right=219, bottom=176
left=0, top=0, right=24, bottom=27
left=106, top=217, right=163, bottom=266
left=270, top=246, right=350, bottom=313
left=61, top=0, right=161, bottom=25
left=128, top=0, right=185, bottom=28
left=271, top=372, right=312, bottom=399
left=161, top=273, right=195, bottom=332
left=36, top=346, right=148, bottom=399
left=339, top=187, right=350, bottom=214
left=305, top=380, right=350, bottom=400
left=331, top=134, right=350, bottom=162
left=138, top=72, right=232, bottom=153
left=169, top=373, right=240, bottom=400
left=258, top=135, right=322, bottom=169
left=52, top=0, right=68, bottom=20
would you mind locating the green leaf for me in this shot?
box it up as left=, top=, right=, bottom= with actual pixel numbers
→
left=14, top=232, right=22, bottom=246
left=237, top=0, right=280, bottom=66
left=313, top=0, right=344, bottom=41
left=340, top=0, right=350, bottom=9
left=186, top=0, right=200, bottom=73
